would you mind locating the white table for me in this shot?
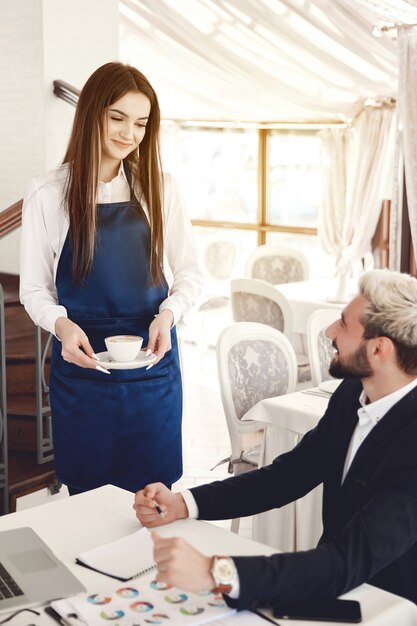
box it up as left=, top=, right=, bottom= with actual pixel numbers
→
left=242, top=389, right=328, bottom=552
left=277, top=278, right=355, bottom=335
left=1, top=485, right=417, bottom=626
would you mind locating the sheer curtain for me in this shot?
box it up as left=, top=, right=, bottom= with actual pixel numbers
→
left=319, top=106, right=396, bottom=297
left=119, top=0, right=397, bottom=122
left=397, top=28, right=417, bottom=267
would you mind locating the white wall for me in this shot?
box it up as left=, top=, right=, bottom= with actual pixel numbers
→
left=0, top=0, right=119, bottom=274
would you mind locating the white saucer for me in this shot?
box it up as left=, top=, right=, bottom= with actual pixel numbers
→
left=95, top=351, right=157, bottom=370
left=318, top=379, right=342, bottom=394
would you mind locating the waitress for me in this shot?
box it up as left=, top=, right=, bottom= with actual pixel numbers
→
left=20, top=62, right=203, bottom=495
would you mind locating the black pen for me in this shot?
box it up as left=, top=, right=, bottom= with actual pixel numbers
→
left=154, top=503, right=166, bottom=518
left=45, top=606, right=72, bottom=626
left=45, top=606, right=84, bottom=626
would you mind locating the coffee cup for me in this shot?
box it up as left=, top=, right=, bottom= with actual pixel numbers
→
left=104, top=335, right=143, bottom=362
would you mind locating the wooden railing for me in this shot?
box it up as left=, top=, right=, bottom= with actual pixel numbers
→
left=0, top=80, right=79, bottom=241
left=52, top=80, right=80, bottom=106
left=0, top=200, right=23, bottom=240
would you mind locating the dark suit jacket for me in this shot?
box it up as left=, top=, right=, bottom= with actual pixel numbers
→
left=190, top=379, right=417, bottom=610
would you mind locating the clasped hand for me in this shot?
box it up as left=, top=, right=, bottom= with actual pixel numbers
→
left=133, top=483, right=215, bottom=592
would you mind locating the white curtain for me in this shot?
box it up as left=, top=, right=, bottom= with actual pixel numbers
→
left=388, top=116, right=404, bottom=271
left=119, top=0, right=397, bottom=122
left=319, top=106, right=396, bottom=294
left=397, top=28, right=417, bottom=267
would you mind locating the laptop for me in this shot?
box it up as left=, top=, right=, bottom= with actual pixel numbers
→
left=0, top=527, right=85, bottom=613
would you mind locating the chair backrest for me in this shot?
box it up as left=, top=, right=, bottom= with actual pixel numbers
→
left=307, top=308, right=340, bottom=386
left=230, top=278, right=293, bottom=336
left=204, top=239, right=236, bottom=281
left=246, top=245, right=309, bottom=284
left=217, top=322, right=297, bottom=459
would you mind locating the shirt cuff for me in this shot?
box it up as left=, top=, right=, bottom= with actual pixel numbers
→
left=181, top=490, right=199, bottom=519
left=159, top=301, right=181, bottom=326
left=45, top=307, right=68, bottom=338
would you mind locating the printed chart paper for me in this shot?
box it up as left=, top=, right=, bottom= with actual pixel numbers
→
left=52, top=571, right=235, bottom=626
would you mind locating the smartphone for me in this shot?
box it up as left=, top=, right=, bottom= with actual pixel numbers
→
left=273, top=598, right=362, bottom=622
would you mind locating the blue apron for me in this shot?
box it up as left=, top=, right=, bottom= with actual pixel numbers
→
left=50, top=170, right=183, bottom=492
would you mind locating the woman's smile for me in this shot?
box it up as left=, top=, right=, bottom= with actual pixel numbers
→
left=112, top=139, right=132, bottom=149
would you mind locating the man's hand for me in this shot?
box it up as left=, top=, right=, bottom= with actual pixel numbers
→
left=152, top=532, right=214, bottom=593
left=133, top=483, right=188, bottom=528
left=146, top=310, right=174, bottom=365
left=55, top=317, right=106, bottom=371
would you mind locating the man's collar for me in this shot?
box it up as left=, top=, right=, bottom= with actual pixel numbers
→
left=358, top=377, right=417, bottom=426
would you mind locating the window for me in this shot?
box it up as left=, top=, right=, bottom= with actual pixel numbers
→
left=161, top=124, right=332, bottom=279
left=268, top=131, right=322, bottom=228
left=166, top=128, right=258, bottom=223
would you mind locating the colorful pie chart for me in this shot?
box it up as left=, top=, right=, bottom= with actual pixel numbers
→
left=150, top=580, right=172, bottom=591
left=164, top=592, right=188, bottom=604
left=179, top=604, right=204, bottom=616
left=208, top=594, right=226, bottom=607
left=144, top=615, right=170, bottom=624
left=130, top=601, right=154, bottom=613
left=87, top=594, right=112, bottom=605
left=99, top=609, right=125, bottom=620
left=116, top=587, right=139, bottom=598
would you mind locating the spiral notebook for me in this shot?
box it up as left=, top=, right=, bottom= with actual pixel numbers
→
left=75, top=528, right=155, bottom=581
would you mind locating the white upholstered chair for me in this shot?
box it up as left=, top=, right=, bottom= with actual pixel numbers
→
left=246, top=245, right=309, bottom=285
left=307, top=308, right=340, bottom=387
left=230, top=278, right=310, bottom=384
left=200, top=238, right=237, bottom=310
left=192, top=238, right=237, bottom=358
left=216, top=321, right=298, bottom=532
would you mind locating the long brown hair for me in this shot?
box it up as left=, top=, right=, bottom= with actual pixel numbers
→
left=63, top=62, right=163, bottom=284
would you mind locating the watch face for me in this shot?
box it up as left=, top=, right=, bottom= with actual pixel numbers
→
left=214, top=558, right=235, bottom=583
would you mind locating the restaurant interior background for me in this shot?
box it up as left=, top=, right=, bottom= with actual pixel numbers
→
left=0, top=0, right=417, bottom=514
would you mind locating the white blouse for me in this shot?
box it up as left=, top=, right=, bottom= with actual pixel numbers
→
left=20, top=162, right=203, bottom=335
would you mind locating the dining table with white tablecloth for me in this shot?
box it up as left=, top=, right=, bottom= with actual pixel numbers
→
left=276, top=278, right=356, bottom=335
left=241, top=387, right=331, bottom=552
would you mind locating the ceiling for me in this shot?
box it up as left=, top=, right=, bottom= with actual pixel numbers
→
left=119, top=0, right=417, bottom=122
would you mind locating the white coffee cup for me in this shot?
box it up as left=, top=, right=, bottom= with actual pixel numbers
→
left=104, top=335, right=143, bottom=362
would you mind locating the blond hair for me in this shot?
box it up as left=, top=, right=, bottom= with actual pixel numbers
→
left=359, top=269, right=417, bottom=373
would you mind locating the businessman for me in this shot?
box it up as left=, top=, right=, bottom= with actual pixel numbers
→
left=134, top=269, right=417, bottom=610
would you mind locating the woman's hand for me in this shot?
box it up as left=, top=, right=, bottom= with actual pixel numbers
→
left=133, top=482, right=188, bottom=528
left=55, top=317, right=108, bottom=372
left=146, top=309, right=174, bottom=365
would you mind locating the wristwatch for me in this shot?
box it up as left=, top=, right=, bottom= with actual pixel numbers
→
left=210, top=556, right=237, bottom=595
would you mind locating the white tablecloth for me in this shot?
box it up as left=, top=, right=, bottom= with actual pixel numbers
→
left=242, top=389, right=329, bottom=552
left=277, top=278, right=354, bottom=335
left=1, top=485, right=417, bottom=625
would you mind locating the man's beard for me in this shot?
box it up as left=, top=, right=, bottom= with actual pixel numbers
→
left=329, top=341, right=373, bottom=379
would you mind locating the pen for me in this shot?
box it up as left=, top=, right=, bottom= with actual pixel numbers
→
left=45, top=606, right=85, bottom=626
left=45, top=606, right=72, bottom=626
left=154, top=503, right=166, bottom=518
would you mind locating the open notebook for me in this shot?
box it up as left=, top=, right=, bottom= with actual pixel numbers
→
left=76, top=528, right=155, bottom=581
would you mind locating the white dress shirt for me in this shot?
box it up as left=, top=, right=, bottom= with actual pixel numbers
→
left=20, top=162, right=203, bottom=335
left=341, top=377, right=417, bottom=481
left=183, top=376, right=417, bottom=598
